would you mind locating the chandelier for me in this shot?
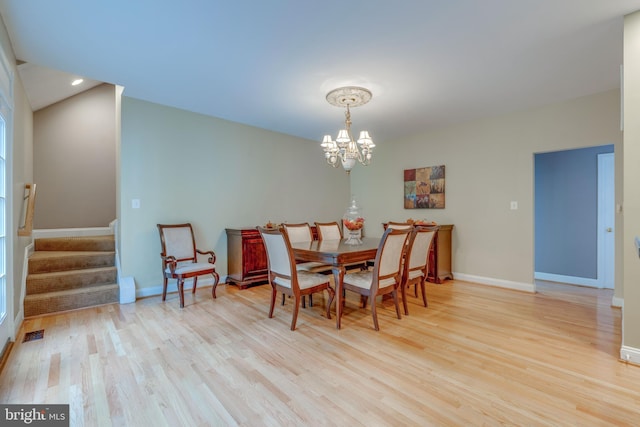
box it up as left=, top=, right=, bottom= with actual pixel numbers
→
left=321, top=86, right=375, bottom=174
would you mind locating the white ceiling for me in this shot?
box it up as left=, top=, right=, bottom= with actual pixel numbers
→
left=2, top=0, right=640, bottom=143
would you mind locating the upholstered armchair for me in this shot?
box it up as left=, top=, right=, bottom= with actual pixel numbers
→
left=157, top=223, right=219, bottom=308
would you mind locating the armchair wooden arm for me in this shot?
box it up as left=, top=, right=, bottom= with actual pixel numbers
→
left=196, top=249, right=216, bottom=265
left=160, top=254, right=178, bottom=275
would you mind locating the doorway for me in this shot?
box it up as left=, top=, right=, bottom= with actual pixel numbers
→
left=534, top=145, right=615, bottom=289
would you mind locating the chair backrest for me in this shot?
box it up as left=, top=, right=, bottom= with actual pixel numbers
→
left=386, top=221, right=413, bottom=230
left=315, top=221, right=342, bottom=240
left=371, top=227, right=411, bottom=290
left=258, top=226, right=295, bottom=286
left=282, top=223, right=313, bottom=243
left=158, top=223, right=197, bottom=262
left=405, top=225, right=439, bottom=274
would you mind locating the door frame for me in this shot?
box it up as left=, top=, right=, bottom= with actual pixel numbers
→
left=534, top=147, right=615, bottom=289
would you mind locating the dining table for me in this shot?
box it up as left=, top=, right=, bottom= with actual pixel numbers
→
left=290, top=237, right=381, bottom=329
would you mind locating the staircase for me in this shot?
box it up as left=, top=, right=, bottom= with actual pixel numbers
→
left=24, top=235, right=119, bottom=317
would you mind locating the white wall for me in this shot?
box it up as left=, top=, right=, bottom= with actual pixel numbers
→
left=352, top=90, right=623, bottom=292
left=119, top=97, right=350, bottom=293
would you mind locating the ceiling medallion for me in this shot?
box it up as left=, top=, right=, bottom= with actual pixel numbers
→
left=325, top=86, right=372, bottom=108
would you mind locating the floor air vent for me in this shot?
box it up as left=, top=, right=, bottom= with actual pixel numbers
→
left=23, top=329, right=44, bottom=342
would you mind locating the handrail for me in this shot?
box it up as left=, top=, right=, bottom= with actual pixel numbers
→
left=17, top=183, right=36, bottom=237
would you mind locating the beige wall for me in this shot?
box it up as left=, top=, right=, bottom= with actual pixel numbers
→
left=623, top=11, right=640, bottom=352
left=33, top=83, right=116, bottom=228
left=118, top=89, right=625, bottom=325
left=119, top=97, right=350, bottom=293
left=118, top=87, right=623, bottom=299
left=352, top=90, right=623, bottom=293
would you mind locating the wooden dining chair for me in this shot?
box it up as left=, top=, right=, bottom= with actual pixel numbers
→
left=386, top=221, right=413, bottom=230
left=367, top=221, right=413, bottom=269
left=157, top=223, right=220, bottom=308
left=341, top=227, right=411, bottom=330
left=282, top=223, right=333, bottom=273
left=282, top=223, right=334, bottom=307
left=401, top=225, right=439, bottom=315
left=315, top=221, right=368, bottom=272
left=315, top=221, right=343, bottom=240
left=258, top=226, right=335, bottom=330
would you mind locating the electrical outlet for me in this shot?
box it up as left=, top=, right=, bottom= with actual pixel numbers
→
left=510, top=201, right=518, bottom=210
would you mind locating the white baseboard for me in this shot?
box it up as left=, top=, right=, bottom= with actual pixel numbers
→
left=453, top=272, right=535, bottom=293
left=620, top=345, right=640, bottom=365
left=135, top=276, right=227, bottom=299
left=534, top=272, right=601, bottom=288
left=612, top=296, right=624, bottom=308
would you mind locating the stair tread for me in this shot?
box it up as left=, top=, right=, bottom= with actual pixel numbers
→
left=36, top=235, right=114, bottom=241
left=30, top=250, right=115, bottom=258
left=24, top=283, right=119, bottom=299
left=27, top=266, right=116, bottom=277
left=24, top=283, right=119, bottom=317
left=34, top=235, right=115, bottom=252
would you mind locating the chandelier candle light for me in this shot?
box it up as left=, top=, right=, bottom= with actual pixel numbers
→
left=321, top=86, right=375, bottom=174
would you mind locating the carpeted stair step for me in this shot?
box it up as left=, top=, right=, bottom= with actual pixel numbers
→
left=34, top=235, right=115, bottom=252
left=28, top=251, right=115, bottom=274
left=25, top=233, right=119, bottom=317
left=26, top=266, right=117, bottom=295
left=24, top=283, right=119, bottom=317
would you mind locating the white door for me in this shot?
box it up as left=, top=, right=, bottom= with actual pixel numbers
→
left=597, top=153, right=615, bottom=289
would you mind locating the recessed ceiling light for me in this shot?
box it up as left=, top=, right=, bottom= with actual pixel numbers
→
left=71, top=78, right=84, bottom=86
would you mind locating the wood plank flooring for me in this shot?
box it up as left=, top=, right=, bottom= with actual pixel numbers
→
left=1, top=280, right=639, bottom=426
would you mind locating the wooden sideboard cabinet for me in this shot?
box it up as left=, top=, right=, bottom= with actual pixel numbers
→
left=429, top=224, right=454, bottom=284
left=225, top=226, right=319, bottom=289
left=225, top=228, right=269, bottom=289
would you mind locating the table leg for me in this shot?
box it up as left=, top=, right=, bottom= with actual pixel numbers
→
left=333, top=266, right=345, bottom=329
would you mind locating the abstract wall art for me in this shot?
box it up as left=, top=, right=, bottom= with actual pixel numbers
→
left=404, top=165, right=445, bottom=209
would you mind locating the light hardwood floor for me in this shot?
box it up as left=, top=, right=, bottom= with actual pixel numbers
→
left=1, top=280, right=639, bottom=426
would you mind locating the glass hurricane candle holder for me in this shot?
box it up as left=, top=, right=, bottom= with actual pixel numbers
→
left=343, top=199, right=364, bottom=245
